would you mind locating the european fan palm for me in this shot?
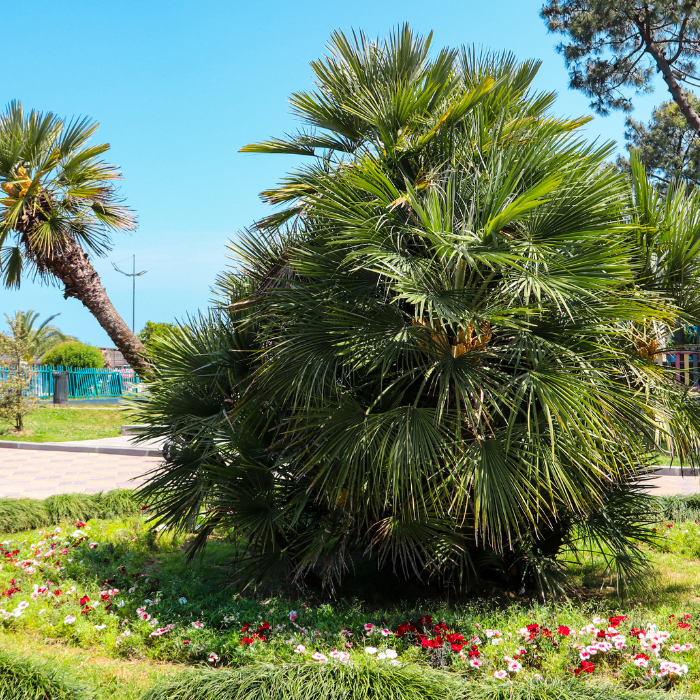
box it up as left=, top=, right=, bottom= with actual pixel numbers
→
left=0, top=310, right=73, bottom=363
left=135, top=27, right=699, bottom=596
left=0, top=102, right=148, bottom=372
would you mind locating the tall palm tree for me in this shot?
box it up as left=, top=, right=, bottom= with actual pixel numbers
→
left=0, top=310, right=73, bottom=363
left=135, top=28, right=696, bottom=596
left=0, top=101, right=148, bottom=372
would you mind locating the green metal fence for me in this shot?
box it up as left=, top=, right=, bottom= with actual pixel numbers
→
left=0, top=365, right=140, bottom=399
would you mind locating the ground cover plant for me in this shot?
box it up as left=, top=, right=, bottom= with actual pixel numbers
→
left=0, top=647, right=88, bottom=700
left=2, top=497, right=700, bottom=696
left=0, top=405, right=123, bottom=442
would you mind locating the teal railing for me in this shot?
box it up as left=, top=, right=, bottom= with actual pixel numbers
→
left=0, top=365, right=140, bottom=399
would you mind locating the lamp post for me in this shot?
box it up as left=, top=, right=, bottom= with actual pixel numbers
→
left=112, top=255, right=147, bottom=333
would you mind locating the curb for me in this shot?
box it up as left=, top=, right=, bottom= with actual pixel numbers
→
left=0, top=441, right=162, bottom=458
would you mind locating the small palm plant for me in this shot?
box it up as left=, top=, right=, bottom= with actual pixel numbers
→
left=0, top=101, right=147, bottom=371
left=1, top=310, right=73, bottom=363
left=135, top=27, right=699, bottom=596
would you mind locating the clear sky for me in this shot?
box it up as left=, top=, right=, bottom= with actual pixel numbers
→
left=2, top=0, right=665, bottom=345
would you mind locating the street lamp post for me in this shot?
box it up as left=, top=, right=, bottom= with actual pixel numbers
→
left=112, top=255, right=147, bottom=333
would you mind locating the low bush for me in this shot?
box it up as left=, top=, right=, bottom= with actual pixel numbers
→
left=42, top=342, right=104, bottom=369
left=0, top=647, right=88, bottom=700
left=0, top=490, right=139, bottom=534
left=142, top=662, right=456, bottom=700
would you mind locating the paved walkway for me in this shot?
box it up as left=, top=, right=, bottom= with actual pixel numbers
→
left=0, top=449, right=160, bottom=499
left=647, top=474, right=700, bottom=496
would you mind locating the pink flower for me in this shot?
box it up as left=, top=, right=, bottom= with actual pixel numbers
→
left=89, top=543, right=98, bottom=549
left=330, top=649, right=350, bottom=662
left=579, top=651, right=591, bottom=661
left=294, top=645, right=306, bottom=654
left=208, top=653, right=219, bottom=663
left=289, top=610, right=298, bottom=621
left=508, top=660, right=522, bottom=673
left=192, top=621, right=204, bottom=629
left=64, top=615, right=76, bottom=624
left=494, top=670, right=508, bottom=680
left=16, top=601, right=29, bottom=610
left=470, top=659, right=482, bottom=668
left=311, top=652, right=328, bottom=662
left=364, top=623, right=375, bottom=631
left=139, top=612, right=151, bottom=621
left=381, top=628, right=391, bottom=637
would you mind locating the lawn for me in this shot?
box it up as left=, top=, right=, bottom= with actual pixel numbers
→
left=2, top=495, right=700, bottom=698
left=0, top=404, right=124, bottom=442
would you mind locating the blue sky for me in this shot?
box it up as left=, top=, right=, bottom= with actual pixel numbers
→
left=3, top=0, right=665, bottom=345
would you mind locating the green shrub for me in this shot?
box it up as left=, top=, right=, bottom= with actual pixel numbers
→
left=0, top=498, right=49, bottom=531
left=653, top=494, right=700, bottom=522
left=142, top=663, right=457, bottom=700
left=42, top=342, right=104, bottom=369
left=0, top=489, right=140, bottom=533
left=0, top=648, right=88, bottom=700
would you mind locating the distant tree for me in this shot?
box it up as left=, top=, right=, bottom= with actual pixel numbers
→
left=138, top=321, right=175, bottom=348
left=541, top=0, right=700, bottom=135
left=618, top=94, right=700, bottom=188
left=0, top=101, right=149, bottom=372
left=42, top=341, right=104, bottom=369
left=0, top=314, right=36, bottom=431
left=0, top=310, right=74, bottom=363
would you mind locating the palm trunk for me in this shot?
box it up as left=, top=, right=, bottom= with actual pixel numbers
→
left=38, top=238, right=150, bottom=375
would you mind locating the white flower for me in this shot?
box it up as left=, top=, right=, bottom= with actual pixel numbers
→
left=64, top=615, right=76, bottom=624
left=385, top=649, right=398, bottom=659
left=94, top=624, right=106, bottom=630
left=294, top=644, right=306, bottom=654
left=16, top=601, right=29, bottom=610
left=365, top=647, right=378, bottom=655
left=208, top=653, right=219, bottom=663
left=117, top=600, right=125, bottom=608
left=381, top=628, right=391, bottom=637
left=121, top=630, right=131, bottom=637
left=491, top=638, right=503, bottom=645
left=377, top=652, right=387, bottom=659
left=507, top=660, right=522, bottom=673
left=178, top=597, right=188, bottom=605
left=71, top=531, right=82, bottom=538
left=494, top=670, right=508, bottom=679
left=192, top=621, right=204, bottom=629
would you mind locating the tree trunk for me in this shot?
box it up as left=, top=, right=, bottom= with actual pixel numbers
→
left=39, top=238, right=150, bottom=375
left=644, top=40, right=700, bottom=137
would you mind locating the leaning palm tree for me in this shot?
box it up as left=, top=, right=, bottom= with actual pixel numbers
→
left=1, top=310, right=74, bottom=363
left=0, top=101, right=148, bottom=372
left=135, top=28, right=696, bottom=596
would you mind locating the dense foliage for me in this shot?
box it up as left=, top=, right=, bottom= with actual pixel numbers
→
left=42, top=341, right=104, bottom=369
left=133, top=28, right=700, bottom=596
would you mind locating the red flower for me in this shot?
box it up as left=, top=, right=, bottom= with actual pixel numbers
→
left=418, top=615, right=433, bottom=627
left=79, top=596, right=90, bottom=605
left=182, top=639, right=191, bottom=645
left=468, top=645, right=481, bottom=658
left=635, top=653, right=650, bottom=661
left=446, top=633, right=465, bottom=643
left=420, top=638, right=441, bottom=648
left=240, top=636, right=254, bottom=645
left=608, top=616, right=628, bottom=628
left=76, top=521, right=87, bottom=528
left=573, top=661, right=595, bottom=675
left=557, top=625, right=571, bottom=636
left=53, top=589, right=61, bottom=596
left=258, top=622, right=271, bottom=631
left=241, top=623, right=251, bottom=632
left=450, top=643, right=463, bottom=652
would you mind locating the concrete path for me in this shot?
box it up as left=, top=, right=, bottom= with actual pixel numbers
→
left=0, top=435, right=164, bottom=457
left=647, top=474, right=700, bottom=496
left=0, top=449, right=160, bottom=499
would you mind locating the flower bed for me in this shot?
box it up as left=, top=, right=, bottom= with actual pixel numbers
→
left=2, top=515, right=700, bottom=693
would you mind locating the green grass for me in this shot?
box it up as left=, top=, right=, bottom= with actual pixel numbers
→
left=0, top=405, right=124, bottom=442
left=3, top=497, right=700, bottom=697
left=0, top=647, right=89, bottom=700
